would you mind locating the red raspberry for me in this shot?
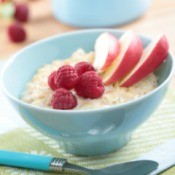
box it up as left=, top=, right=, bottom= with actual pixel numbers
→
left=0, top=0, right=9, bottom=3
left=7, top=23, right=26, bottom=43
left=14, top=3, right=29, bottom=22
left=75, top=71, right=104, bottom=99
left=51, top=88, right=77, bottom=110
left=74, top=62, right=95, bottom=76
left=0, top=0, right=7, bottom=3
left=48, top=71, right=57, bottom=90
left=54, top=65, right=79, bottom=90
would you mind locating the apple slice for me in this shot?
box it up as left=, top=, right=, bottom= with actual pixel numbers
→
left=93, top=32, right=120, bottom=71
left=102, top=31, right=143, bottom=85
left=120, top=34, right=169, bottom=87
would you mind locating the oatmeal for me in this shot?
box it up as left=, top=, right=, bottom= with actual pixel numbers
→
left=21, top=49, right=158, bottom=110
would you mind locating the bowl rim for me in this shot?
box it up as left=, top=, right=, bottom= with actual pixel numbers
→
left=1, top=29, right=175, bottom=114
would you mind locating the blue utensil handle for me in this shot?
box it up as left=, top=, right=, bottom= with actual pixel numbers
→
left=0, top=150, right=54, bottom=171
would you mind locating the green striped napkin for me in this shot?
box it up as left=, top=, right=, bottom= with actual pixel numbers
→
left=0, top=88, right=175, bottom=175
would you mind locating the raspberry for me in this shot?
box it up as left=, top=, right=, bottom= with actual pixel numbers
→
left=48, top=71, right=57, bottom=90
left=7, top=23, right=26, bottom=43
left=75, top=71, right=104, bottom=99
left=0, top=0, right=7, bottom=3
left=0, top=0, right=9, bottom=3
left=14, top=3, right=29, bottom=22
left=54, top=65, right=79, bottom=90
left=51, top=88, right=77, bottom=110
left=74, top=62, right=95, bottom=76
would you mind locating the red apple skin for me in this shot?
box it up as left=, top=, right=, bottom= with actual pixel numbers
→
left=120, top=35, right=169, bottom=87
left=103, top=33, right=143, bottom=85
left=94, top=33, right=120, bottom=71
left=101, top=34, right=120, bottom=70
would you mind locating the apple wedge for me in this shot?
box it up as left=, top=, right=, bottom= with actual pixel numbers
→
left=120, top=34, right=169, bottom=87
left=102, top=31, right=143, bottom=85
left=93, top=32, right=120, bottom=71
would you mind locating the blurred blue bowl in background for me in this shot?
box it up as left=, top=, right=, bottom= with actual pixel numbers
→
left=51, top=0, right=151, bottom=27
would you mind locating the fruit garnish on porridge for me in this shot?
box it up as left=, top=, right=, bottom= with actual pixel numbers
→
left=48, top=63, right=104, bottom=109
left=53, top=65, right=79, bottom=90
left=51, top=88, right=77, bottom=110
left=21, top=31, right=169, bottom=110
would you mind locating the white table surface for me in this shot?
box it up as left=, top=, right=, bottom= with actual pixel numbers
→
left=0, top=60, right=26, bottom=134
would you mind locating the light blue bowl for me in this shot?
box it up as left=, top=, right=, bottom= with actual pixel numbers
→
left=1, top=29, right=174, bottom=156
left=51, top=0, right=151, bottom=27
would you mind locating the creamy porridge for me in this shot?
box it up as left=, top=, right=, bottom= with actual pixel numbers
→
left=21, top=49, right=158, bottom=110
